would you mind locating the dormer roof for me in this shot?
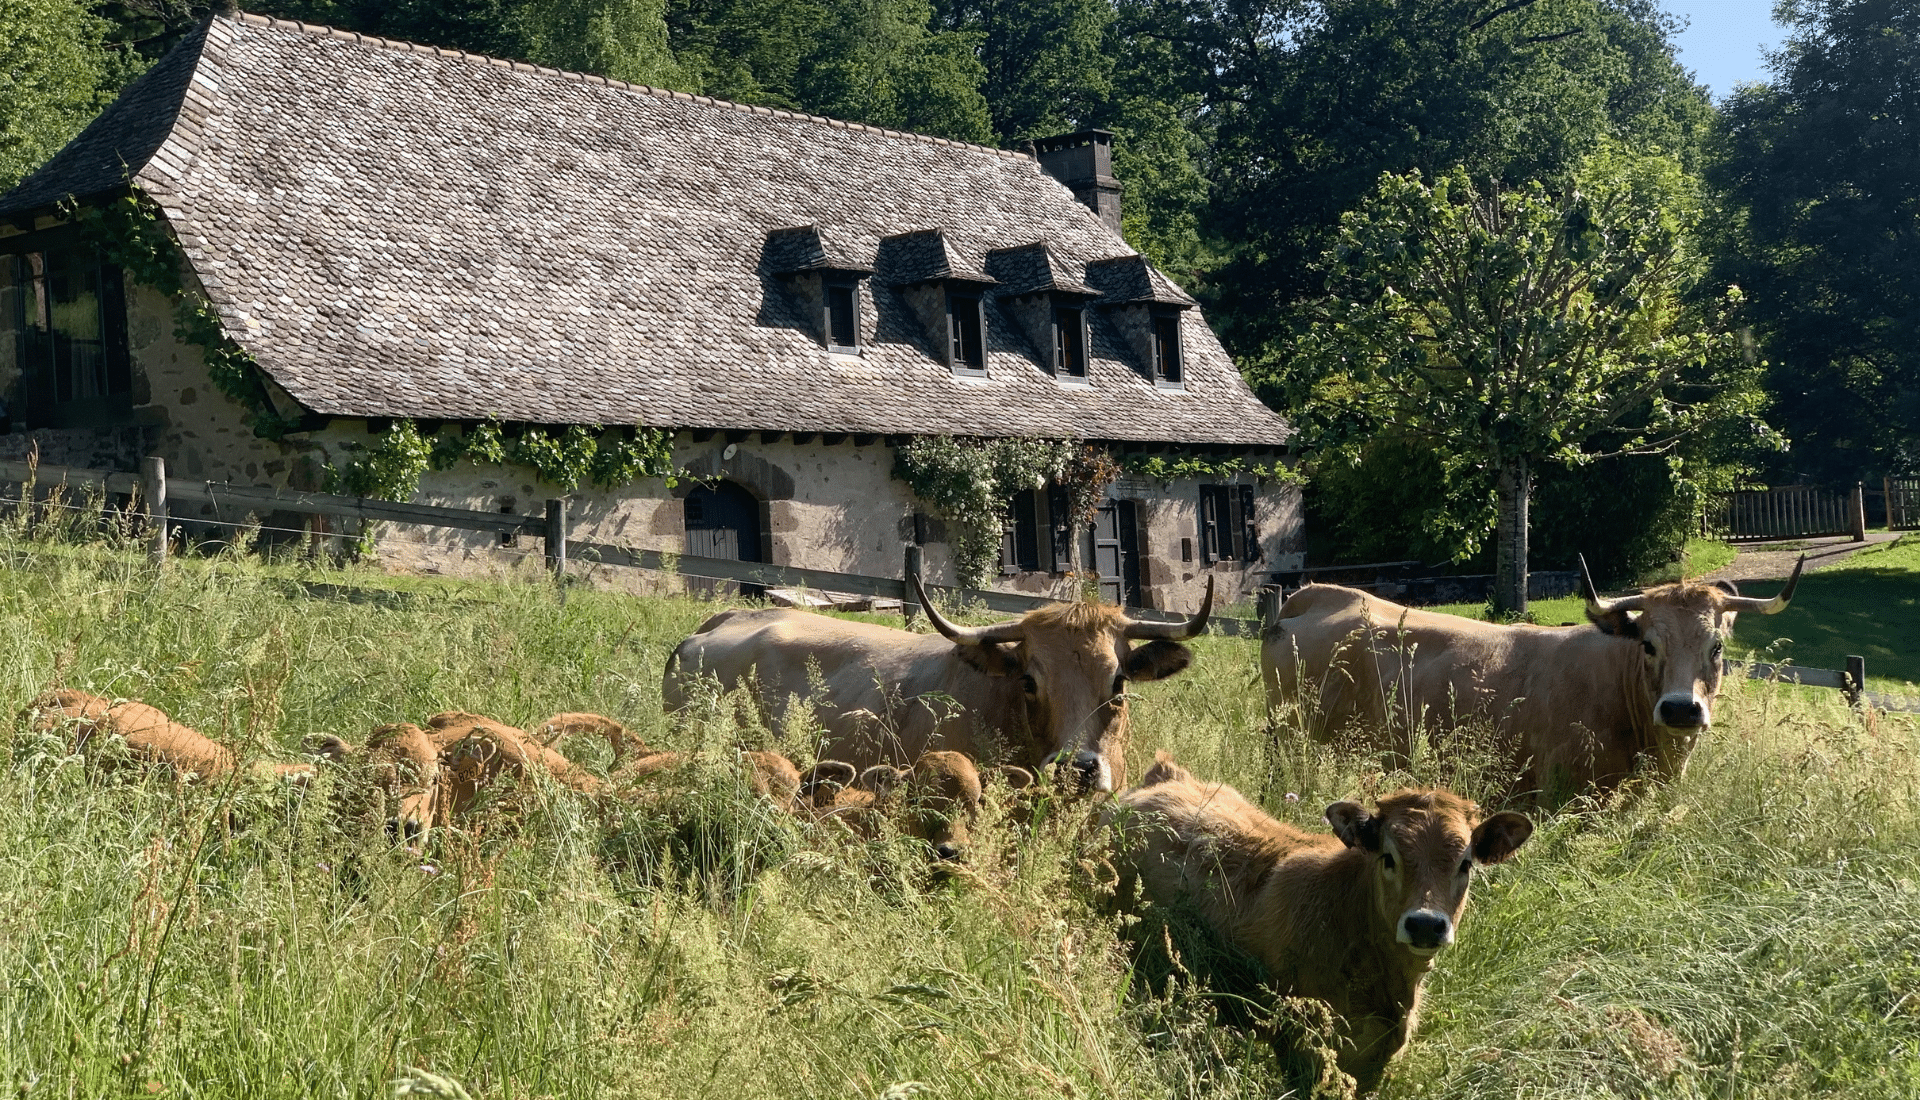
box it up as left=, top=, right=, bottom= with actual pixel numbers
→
left=763, top=226, right=874, bottom=277
left=984, top=242, right=1100, bottom=299
left=877, top=229, right=996, bottom=287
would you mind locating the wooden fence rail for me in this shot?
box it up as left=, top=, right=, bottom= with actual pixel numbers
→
left=0, top=456, right=1259, bottom=636
left=1704, top=484, right=1867, bottom=542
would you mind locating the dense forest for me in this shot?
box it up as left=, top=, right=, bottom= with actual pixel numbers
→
left=3, top=0, right=1915, bottom=585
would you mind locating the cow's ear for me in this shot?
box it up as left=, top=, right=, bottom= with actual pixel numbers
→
left=1471, top=812, right=1533, bottom=865
left=1586, top=606, right=1641, bottom=638
left=993, top=765, right=1035, bottom=790
left=1125, top=640, right=1193, bottom=682
left=955, top=640, right=1022, bottom=677
left=1326, top=801, right=1380, bottom=850
left=856, top=764, right=906, bottom=800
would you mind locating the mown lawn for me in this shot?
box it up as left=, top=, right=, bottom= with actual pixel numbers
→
left=1, top=524, right=1917, bottom=1098
left=1730, top=534, right=1920, bottom=690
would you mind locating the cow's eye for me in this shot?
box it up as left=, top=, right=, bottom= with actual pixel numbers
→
left=1458, top=858, right=1473, bottom=875
left=1642, top=640, right=1657, bottom=657
left=1382, top=853, right=1396, bottom=872
left=1111, top=674, right=1126, bottom=696
left=1020, top=674, right=1039, bottom=697
left=1710, top=642, right=1724, bottom=661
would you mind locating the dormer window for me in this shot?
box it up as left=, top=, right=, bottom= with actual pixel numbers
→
left=1152, top=312, right=1182, bottom=384
left=947, top=290, right=986, bottom=373
left=826, top=279, right=859, bottom=352
left=1053, top=306, right=1088, bottom=378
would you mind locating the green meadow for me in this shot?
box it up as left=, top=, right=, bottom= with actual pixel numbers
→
left=1, top=522, right=1917, bottom=1098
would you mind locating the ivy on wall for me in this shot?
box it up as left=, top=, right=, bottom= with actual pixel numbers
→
left=1118, top=451, right=1303, bottom=485
left=893, top=436, right=1119, bottom=588
left=327, top=418, right=681, bottom=502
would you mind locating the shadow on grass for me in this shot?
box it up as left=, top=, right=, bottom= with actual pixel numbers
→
left=1733, top=556, right=1920, bottom=686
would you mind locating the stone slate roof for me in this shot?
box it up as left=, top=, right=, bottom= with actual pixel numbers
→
left=986, top=243, right=1099, bottom=299
left=0, top=13, right=1289, bottom=447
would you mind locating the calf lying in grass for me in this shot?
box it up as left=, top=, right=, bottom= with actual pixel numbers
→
left=799, top=751, right=1034, bottom=861
left=1108, top=751, right=1532, bottom=1095
left=27, top=689, right=328, bottom=784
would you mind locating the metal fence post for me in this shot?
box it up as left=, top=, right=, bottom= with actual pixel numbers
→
left=545, top=499, right=567, bottom=580
left=1846, top=655, right=1867, bottom=708
left=140, top=456, right=167, bottom=565
left=903, top=545, right=923, bottom=625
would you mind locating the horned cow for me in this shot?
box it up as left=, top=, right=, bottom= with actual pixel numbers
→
left=1262, top=557, right=1804, bottom=800
left=1108, top=752, right=1531, bottom=1093
left=663, top=575, right=1213, bottom=792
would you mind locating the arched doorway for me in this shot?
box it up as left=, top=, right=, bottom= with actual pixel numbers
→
left=684, top=480, right=763, bottom=596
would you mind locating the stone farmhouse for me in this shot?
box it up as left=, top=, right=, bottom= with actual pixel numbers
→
left=0, top=12, right=1297, bottom=611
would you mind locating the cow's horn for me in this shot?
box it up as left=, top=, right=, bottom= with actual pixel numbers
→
left=911, top=572, right=1026, bottom=645
left=1720, top=554, right=1804, bottom=615
left=1124, top=576, right=1214, bottom=640
left=1580, top=553, right=1644, bottom=615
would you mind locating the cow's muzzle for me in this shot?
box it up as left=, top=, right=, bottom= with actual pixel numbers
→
left=1041, top=749, right=1110, bottom=794
left=1398, top=909, right=1454, bottom=954
left=1656, top=693, right=1709, bottom=729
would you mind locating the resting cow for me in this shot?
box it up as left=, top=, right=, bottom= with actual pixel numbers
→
left=335, top=722, right=444, bottom=842
left=801, top=750, right=994, bottom=860
left=1263, top=557, right=1803, bottom=800
left=28, top=689, right=324, bottom=784
left=663, top=575, right=1213, bottom=792
left=1108, top=752, right=1530, bottom=1093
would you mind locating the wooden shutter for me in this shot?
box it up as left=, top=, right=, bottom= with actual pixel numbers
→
left=1198, top=486, right=1221, bottom=562
left=1047, top=483, right=1073, bottom=572
left=1239, top=484, right=1260, bottom=562
left=1000, top=498, right=1019, bottom=575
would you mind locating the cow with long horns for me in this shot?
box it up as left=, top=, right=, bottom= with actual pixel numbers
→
left=1262, top=558, right=1804, bottom=800
left=662, top=575, right=1213, bottom=792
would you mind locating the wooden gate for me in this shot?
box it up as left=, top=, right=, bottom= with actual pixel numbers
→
left=1704, top=485, right=1854, bottom=541
left=1887, top=478, right=1920, bottom=530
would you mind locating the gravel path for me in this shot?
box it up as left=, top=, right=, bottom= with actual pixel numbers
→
left=1699, top=531, right=1904, bottom=586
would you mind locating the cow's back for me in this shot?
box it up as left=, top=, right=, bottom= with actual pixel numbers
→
left=662, top=608, right=974, bottom=765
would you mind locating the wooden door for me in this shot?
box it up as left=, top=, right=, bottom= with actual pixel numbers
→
left=1092, top=499, right=1142, bottom=608
left=683, top=481, right=763, bottom=596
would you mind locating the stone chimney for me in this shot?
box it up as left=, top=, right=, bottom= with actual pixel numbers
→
left=1033, top=130, right=1122, bottom=235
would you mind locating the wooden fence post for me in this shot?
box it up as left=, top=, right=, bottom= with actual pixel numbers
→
left=545, top=499, right=567, bottom=580
left=1851, top=482, right=1868, bottom=541
left=140, top=456, right=166, bottom=566
left=1846, top=655, right=1867, bottom=708
left=1886, top=477, right=1896, bottom=530
left=903, top=545, right=923, bottom=625
left=1257, top=584, right=1281, bottom=632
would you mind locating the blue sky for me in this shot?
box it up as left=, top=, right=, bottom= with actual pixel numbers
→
left=1662, top=0, right=1790, bottom=99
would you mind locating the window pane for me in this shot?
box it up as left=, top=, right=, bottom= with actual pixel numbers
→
left=1154, top=315, right=1182, bottom=383
left=1055, top=308, right=1085, bottom=376
left=45, top=249, right=107, bottom=402
left=827, top=284, right=857, bottom=348
left=951, top=293, right=983, bottom=369
left=1, top=254, right=41, bottom=397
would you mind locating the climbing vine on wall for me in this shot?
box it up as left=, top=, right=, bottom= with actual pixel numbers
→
left=427, top=420, right=679, bottom=493
left=893, top=436, right=1119, bottom=589
left=1118, top=451, right=1303, bottom=485
left=67, top=188, right=305, bottom=439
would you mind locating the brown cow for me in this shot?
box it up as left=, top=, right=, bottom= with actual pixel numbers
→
left=351, top=723, right=444, bottom=842
left=1263, top=556, right=1804, bottom=800
left=1108, top=752, right=1531, bottom=1094
left=28, top=690, right=322, bottom=784
left=663, top=575, right=1213, bottom=792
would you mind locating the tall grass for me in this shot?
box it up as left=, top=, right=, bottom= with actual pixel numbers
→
left=0, top=532, right=1916, bottom=1097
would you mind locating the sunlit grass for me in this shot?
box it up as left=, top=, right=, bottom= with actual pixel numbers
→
left=0, top=525, right=1915, bottom=1097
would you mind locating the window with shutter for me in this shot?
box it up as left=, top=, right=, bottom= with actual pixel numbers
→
left=948, top=291, right=986, bottom=373
left=1238, top=484, right=1260, bottom=562
left=1198, top=486, right=1224, bottom=562
left=1047, top=483, right=1074, bottom=572
left=825, top=281, right=859, bottom=350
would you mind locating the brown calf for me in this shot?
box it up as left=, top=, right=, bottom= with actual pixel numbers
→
left=29, top=690, right=320, bottom=785
left=1108, top=752, right=1531, bottom=1094
left=802, top=750, right=994, bottom=860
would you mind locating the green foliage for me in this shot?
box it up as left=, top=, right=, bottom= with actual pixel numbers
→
left=1271, top=154, right=1763, bottom=607
left=258, top=0, right=686, bottom=88
left=665, top=0, right=992, bottom=142
left=0, top=0, right=139, bottom=190
left=934, top=0, right=1112, bottom=142
left=66, top=190, right=182, bottom=296
left=1119, top=451, right=1300, bottom=486
left=893, top=436, right=1113, bottom=587
left=326, top=419, right=435, bottom=501
left=429, top=419, right=680, bottom=492
left=1709, top=0, right=1920, bottom=483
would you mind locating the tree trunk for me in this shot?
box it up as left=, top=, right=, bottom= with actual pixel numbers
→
left=1492, top=457, right=1531, bottom=619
